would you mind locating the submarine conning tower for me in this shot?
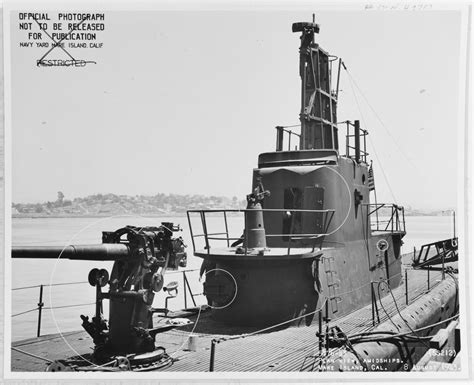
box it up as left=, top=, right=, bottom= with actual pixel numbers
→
left=257, top=19, right=377, bottom=249
left=187, top=18, right=406, bottom=326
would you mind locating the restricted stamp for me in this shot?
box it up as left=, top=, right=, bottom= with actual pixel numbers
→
left=17, top=12, right=105, bottom=66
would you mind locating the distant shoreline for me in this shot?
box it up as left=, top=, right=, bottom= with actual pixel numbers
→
left=11, top=212, right=246, bottom=219
left=12, top=213, right=188, bottom=219
left=12, top=193, right=452, bottom=218
left=12, top=212, right=439, bottom=219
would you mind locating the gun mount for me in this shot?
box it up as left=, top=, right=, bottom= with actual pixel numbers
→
left=12, top=223, right=187, bottom=364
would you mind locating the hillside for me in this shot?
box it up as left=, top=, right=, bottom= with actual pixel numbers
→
left=11, top=192, right=453, bottom=218
left=12, top=193, right=247, bottom=217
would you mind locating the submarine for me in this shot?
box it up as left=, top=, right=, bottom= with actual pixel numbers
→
left=10, top=16, right=459, bottom=373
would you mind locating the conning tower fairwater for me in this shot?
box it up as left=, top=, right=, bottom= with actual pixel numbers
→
left=187, top=18, right=406, bottom=326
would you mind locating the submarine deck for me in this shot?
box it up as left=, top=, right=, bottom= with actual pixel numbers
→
left=11, top=266, right=456, bottom=372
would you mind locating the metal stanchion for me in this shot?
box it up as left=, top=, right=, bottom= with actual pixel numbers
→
left=427, top=266, right=430, bottom=291
left=183, top=271, right=187, bottom=309
left=318, top=302, right=323, bottom=371
left=405, top=269, right=409, bottom=305
left=209, top=339, right=217, bottom=372
left=371, top=282, right=375, bottom=326
left=37, top=284, right=44, bottom=337
left=325, top=300, right=330, bottom=358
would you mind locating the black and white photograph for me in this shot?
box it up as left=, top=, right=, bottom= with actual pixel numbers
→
left=2, top=0, right=472, bottom=382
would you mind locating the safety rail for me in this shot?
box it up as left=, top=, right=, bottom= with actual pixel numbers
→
left=412, top=238, right=458, bottom=269
left=340, top=120, right=369, bottom=163
left=275, top=125, right=301, bottom=151
left=11, top=268, right=200, bottom=339
left=365, top=203, right=406, bottom=233
left=187, top=208, right=335, bottom=255
left=274, top=120, right=370, bottom=157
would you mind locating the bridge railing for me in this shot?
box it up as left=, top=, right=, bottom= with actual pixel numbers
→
left=187, top=208, right=335, bottom=256
left=365, top=203, right=406, bottom=233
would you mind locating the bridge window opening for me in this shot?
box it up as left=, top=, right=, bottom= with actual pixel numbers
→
left=282, top=188, right=303, bottom=240
left=303, top=186, right=325, bottom=237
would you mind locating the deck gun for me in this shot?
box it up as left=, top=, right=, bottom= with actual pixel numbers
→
left=12, top=223, right=187, bottom=362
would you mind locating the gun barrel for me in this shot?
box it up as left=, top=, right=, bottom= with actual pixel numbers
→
left=12, top=244, right=130, bottom=261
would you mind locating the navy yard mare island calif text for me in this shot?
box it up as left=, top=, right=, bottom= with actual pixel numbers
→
left=17, top=12, right=104, bottom=66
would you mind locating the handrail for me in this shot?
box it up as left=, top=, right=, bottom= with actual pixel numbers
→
left=364, top=203, right=406, bottom=234
left=187, top=208, right=336, bottom=256
left=275, top=125, right=301, bottom=151
left=344, top=120, right=369, bottom=163
left=187, top=209, right=335, bottom=213
left=412, top=238, right=458, bottom=267
left=11, top=268, right=200, bottom=292
left=12, top=281, right=88, bottom=291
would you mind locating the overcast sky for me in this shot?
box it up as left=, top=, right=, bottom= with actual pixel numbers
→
left=8, top=3, right=466, bottom=210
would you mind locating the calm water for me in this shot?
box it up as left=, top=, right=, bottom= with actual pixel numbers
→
left=10, top=215, right=454, bottom=341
